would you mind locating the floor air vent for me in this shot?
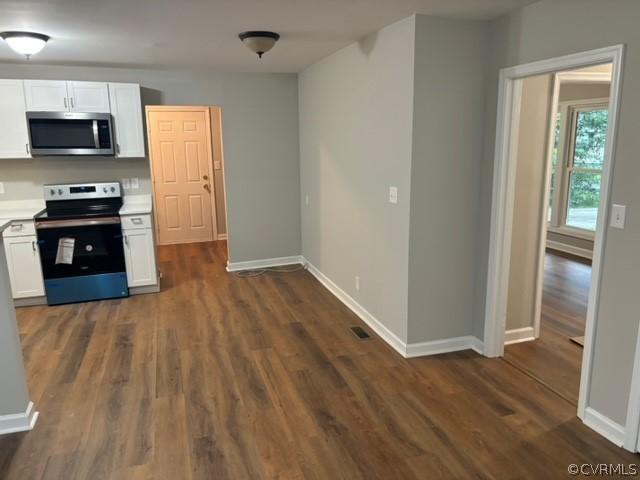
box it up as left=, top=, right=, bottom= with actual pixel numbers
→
left=350, top=326, right=371, bottom=340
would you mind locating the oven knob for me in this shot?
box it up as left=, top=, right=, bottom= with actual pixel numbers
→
left=50, top=189, right=55, bottom=195
left=110, top=186, right=115, bottom=193
left=103, top=187, right=108, bottom=193
left=57, top=189, right=63, bottom=195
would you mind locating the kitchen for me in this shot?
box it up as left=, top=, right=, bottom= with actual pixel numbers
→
left=0, top=79, right=159, bottom=307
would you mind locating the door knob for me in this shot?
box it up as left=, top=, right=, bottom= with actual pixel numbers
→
left=203, top=174, right=209, bottom=181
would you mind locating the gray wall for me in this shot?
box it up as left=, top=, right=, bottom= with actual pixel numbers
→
left=476, top=0, right=640, bottom=425
left=0, top=237, right=31, bottom=417
left=0, top=64, right=301, bottom=262
left=299, top=16, right=416, bottom=342
left=407, top=15, right=488, bottom=342
left=506, top=74, right=552, bottom=331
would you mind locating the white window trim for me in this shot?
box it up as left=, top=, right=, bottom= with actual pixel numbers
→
left=548, top=96, right=609, bottom=239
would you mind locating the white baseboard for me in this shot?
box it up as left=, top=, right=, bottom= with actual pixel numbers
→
left=217, top=233, right=228, bottom=240
left=406, top=336, right=484, bottom=358
left=304, top=260, right=407, bottom=356
left=583, top=407, right=625, bottom=447
left=0, top=401, right=38, bottom=436
left=226, top=255, right=303, bottom=272
left=504, top=326, right=535, bottom=345
left=304, top=258, right=483, bottom=358
left=546, top=240, right=593, bottom=260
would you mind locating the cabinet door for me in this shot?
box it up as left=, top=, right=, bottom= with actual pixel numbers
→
left=0, top=80, right=31, bottom=158
left=108, top=83, right=145, bottom=158
left=68, top=81, right=110, bottom=113
left=3, top=235, right=45, bottom=298
left=123, top=229, right=157, bottom=287
left=24, top=80, right=69, bottom=111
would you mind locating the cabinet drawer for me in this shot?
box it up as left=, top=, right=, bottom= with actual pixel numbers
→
left=121, top=214, right=152, bottom=230
left=3, top=220, right=36, bottom=237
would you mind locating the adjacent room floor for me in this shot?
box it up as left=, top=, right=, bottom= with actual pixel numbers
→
left=0, top=243, right=635, bottom=479
left=504, top=250, right=591, bottom=405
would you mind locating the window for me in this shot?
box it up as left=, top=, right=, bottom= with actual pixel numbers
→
left=548, top=100, right=608, bottom=235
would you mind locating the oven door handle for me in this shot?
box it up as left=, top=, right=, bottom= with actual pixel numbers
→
left=36, top=217, right=121, bottom=229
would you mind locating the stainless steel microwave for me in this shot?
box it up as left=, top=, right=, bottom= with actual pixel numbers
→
left=26, top=112, right=114, bottom=156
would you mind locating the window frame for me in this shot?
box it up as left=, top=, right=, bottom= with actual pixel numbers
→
left=547, top=97, right=609, bottom=239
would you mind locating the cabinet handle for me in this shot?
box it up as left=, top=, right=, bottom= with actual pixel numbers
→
left=25, top=143, right=29, bottom=154
left=10, top=224, right=23, bottom=231
left=124, top=234, right=129, bottom=246
left=116, top=143, right=121, bottom=154
left=64, top=97, right=68, bottom=109
left=32, top=240, right=36, bottom=252
left=131, top=218, right=143, bottom=225
left=70, top=97, right=75, bottom=109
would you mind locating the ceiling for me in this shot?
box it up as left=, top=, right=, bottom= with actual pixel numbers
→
left=0, top=0, right=537, bottom=73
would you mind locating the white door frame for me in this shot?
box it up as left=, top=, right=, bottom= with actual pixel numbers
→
left=482, top=45, right=625, bottom=423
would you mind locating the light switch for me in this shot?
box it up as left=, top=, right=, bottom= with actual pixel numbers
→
left=304, top=194, right=310, bottom=207
left=214, top=160, right=221, bottom=170
left=121, top=178, right=131, bottom=190
left=611, top=204, right=626, bottom=229
left=131, top=178, right=139, bottom=189
left=389, top=186, right=398, bottom=204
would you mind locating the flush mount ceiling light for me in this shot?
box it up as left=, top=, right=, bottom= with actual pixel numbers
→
left=0, top=31, right=50, bottom=59
left=238, top=31, right=280, bottom=59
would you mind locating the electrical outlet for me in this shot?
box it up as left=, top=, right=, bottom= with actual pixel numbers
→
left=0, top=182, right=4, bottom=194
left=389, top=186, right=398, bottom=204
left=130, top=177, right=139, bottom=189
left=305, top=194, right=310, bottom=207
left=214, top=160, right=222, bottom=170
left=121, top=178, right=131, bottom=190
left=355, top=275, right=360, bottom=291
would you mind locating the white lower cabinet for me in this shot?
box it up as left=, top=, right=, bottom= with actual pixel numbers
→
left=122, top=217, right=157, bottom=288
left=3, top=235, right=45, bottom=299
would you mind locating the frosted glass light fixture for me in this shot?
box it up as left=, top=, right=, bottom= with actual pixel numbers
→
left=238, top=31, right=280, bottom=59
left=0, top=31, right=50, bottom=59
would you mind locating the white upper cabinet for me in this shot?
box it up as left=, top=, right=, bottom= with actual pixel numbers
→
left=24, top=80, right=110, bottom=113
left=68, top=81, right=110, bottom=113
left=24, top=80, right=69, bottom=111
left=109, top=83, right=145, bottom=158
left=0, top=80, right=31, bottom=158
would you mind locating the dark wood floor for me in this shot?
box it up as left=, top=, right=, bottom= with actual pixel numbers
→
left=0, top=242, right=635, bottom=479
left=505, top=251, right=591, bottom=405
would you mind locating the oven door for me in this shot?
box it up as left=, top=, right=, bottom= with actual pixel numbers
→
left=36, top=217, right=128, bottom=304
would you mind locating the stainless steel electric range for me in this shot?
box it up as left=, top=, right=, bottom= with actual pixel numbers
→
left=34, top=182, right=129, bottom=305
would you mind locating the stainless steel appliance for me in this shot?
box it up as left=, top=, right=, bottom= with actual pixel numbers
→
left=26, top=112, right=114, bottom=156
left=35, top=182, right=128, bottom=305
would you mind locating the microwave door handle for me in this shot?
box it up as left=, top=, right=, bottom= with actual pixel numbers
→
left=92, top=120, right=100, bottom=148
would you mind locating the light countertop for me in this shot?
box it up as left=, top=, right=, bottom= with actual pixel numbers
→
left=119, top=194, right=153, bottom=215
left=0, top=200, right=46, bottom=233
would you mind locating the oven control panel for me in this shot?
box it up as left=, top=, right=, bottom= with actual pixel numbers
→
left=44, top=182, right=121, bottom=201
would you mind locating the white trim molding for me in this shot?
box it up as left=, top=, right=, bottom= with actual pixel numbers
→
left=546, top=240, right=593, bottom=260
left=226, top=255, right=303, bottom=272
left=217, top=233, right=228, bottom=241
left=406, top=336, right=484, bottom=358
left=304, top=258, right=483, bottom=358
left=0, top=401, right=38, bottom=435
left=584, top=407, right=625, bottom=448
left=304, top=259, right=407, bottom=356
left=483, top=45, right=625, bottom=431
left=504, top=326, right=535, bottom=345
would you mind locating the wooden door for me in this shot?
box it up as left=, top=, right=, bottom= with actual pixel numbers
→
left=147, top=107, right=216, bottom=245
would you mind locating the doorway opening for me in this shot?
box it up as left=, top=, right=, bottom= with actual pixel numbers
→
left=145, top=106, right=229, bottom=261
left=502, top=64, right=612, bottom=406
left=483, top=45, right=625, bottom=437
